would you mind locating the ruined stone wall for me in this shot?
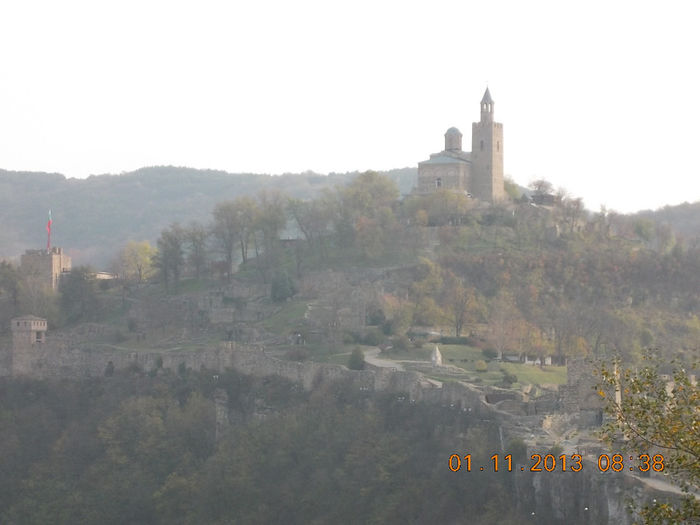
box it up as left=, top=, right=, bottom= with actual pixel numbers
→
left=4, top=338, right=496, bottom=415
left=561, top=358, right=603, bottom=412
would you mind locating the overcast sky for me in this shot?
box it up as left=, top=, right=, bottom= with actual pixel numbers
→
left=1, top=0, right=698, bottom=213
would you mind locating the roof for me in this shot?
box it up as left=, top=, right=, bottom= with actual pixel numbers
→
left=445, top=127, right=462, bottom=135
left=12, top=315, right=46, bottom=321
left=419, top=151, right=471, bottom=165
left=481, top=87, right=493, bottom=104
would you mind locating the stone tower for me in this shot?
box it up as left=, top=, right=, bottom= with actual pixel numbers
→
left=10, top=315, right=47, bottom=375
left=20, top=247, right=72, bottom=291
left=470, top=88, right=504, bottom=203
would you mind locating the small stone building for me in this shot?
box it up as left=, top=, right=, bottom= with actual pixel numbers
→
left=11, top=315, right=47, bottom=345
left=10, top=315, right=48, bottom=375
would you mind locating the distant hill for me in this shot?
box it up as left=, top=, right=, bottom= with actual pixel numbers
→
left=0, top=166, right=418, bottom=267
left=631, top=201, right=700, bottom=241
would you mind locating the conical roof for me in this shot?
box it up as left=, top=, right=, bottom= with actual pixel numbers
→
left=481, top=87, right=493, bottom=104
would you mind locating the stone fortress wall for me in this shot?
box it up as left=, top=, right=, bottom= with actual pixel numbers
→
left=2, top=320, right=494, bottom=416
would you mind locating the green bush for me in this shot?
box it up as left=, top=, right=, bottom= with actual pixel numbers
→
left=506, top=437, right=528, bottom=461
left=482, top=347, right=498, bottom=360
left=347, top=347, right=365, bottom=370
left=393, top=335, right=410, bottom=350
left=475, top=360, right=488, bottom=372
left=500, top=369, right=518, bottom=387
left=439, top=336, right=472, bottom=345
left=363, top=330, right=383, bottom=346
left=271, top=272, right=297, bottom=302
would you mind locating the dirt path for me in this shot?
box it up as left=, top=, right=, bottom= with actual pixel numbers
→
left=363, top=347, right=405, bottom=371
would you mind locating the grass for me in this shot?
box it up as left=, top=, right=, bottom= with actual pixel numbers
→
left=381, top=343, right=567, bottom=387
left=261, top=300, right=308, bottom=334
left=499, top=362, right=567, bottom=386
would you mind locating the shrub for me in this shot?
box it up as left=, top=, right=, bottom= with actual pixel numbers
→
left=382, top=319, right=396, bottom=335
left=393, top=335, right=410, bottom=351
left=482, top=347, right=498, bottom=360
left=506, top=437, right=528, bottom=461
left=271, top=272, right=297, bottom=302
left=500, top=369, right=518, bottom=387
left=475, top=360, right=488, bottom=372
left=366, top=305, right=386, bottom=326
left=347, top=347, right=365, bottom=370
left=439, top=336, right=472, bottom=345
left=363, top=330, right=383, bottom=346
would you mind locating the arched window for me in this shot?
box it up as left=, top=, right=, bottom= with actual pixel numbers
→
left=480, top=140, right=484, bottom=152
left=436, top=177, right=442, bottom=188
left=497, top=141, right=500, bottom=152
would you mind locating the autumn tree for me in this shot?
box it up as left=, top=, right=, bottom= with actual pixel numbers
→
left=442, top=271, right=483, bottom=337
left=598, top=357, right=699, bottom=524
left=116, top=240, right=156, bottom=283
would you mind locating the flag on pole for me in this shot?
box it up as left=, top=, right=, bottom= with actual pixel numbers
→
left=46, top=209, right=52, bottom=252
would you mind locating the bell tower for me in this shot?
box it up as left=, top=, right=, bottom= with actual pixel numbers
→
left=471, top=88, right=504, bottom=203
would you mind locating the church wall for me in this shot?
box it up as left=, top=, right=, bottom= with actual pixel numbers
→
left=417, top=162, right=469, bottom=194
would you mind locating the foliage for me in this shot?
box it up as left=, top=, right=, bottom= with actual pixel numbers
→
left=482, top=347, right=498, bottom=360
left=500, top=369, right=518, bottom=387
left=115, top=240, right=156, bottom=283
left=347, top=347, right=365, bottom=370
left=598, top=357, right=700, bottom=524
left=59, top=266, right=100, bottom=324
left=152, top=224, right=185, bottom=291
left=474, top=359, right=488, bottom=372
left=270, top=271, right=297, bottom=302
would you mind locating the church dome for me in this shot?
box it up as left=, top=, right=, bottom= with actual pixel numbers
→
left=444, top=127, right=463, bottom=151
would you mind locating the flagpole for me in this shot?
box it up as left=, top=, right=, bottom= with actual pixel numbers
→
left=46, top=209, right=52, bottom=253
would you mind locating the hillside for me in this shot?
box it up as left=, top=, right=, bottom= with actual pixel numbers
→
left=0, top=166, right=418, bottom=266
left=632, top=201, right=700, bottom=241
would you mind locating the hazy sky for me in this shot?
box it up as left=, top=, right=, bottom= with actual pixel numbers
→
left=1, top=1, right=698, bottom=213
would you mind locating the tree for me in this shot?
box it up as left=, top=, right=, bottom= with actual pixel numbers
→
left=0, top=261, right=20, bottom=311
left=347, top=347, right=365, bottom=370
left=529, top=178, right=553, bottom=196
left=442, top=272, right=482, bottom=337
left=153, top=224, right=185, bottom=291
left=211, top=202, right=239, bottom=281
left=183, top=221, right=208, bottom=280
left=253, top=190, right=287, bottom=281
left=231, top=196, right=259, bottom=264
left=271, top=272, right=297, bottom=302
left=59, top=266, right=100, bottom=323
left=598, top=357, right=699, bottom=524
left=116, top=240, right=156, bottom=283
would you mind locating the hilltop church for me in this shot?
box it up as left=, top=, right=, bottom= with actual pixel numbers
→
left=415, top=88, right=504, bottom=203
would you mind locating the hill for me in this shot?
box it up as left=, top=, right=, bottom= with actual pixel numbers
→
left=0, top=166, right=418, bottom=266
left=631, top=201, right=700, bottom=241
